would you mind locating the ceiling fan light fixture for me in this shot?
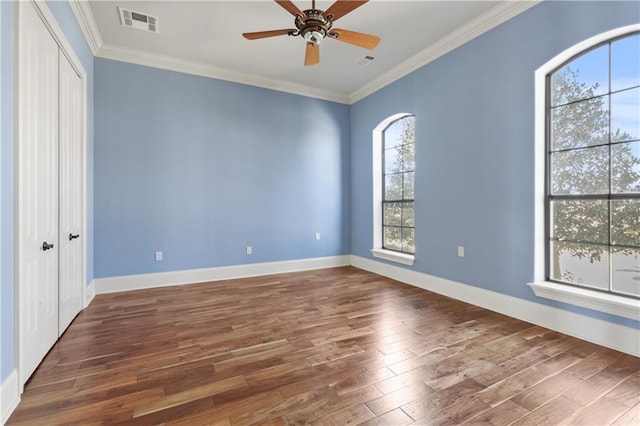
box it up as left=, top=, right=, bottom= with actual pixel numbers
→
left=303, top=30, right=324, bottom=45
left=242, top=0, right=380, bottom=66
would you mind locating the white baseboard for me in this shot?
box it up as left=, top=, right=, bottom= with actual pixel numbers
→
left=1, top=369, right=19, bottom=425
left=84, top=279, right=95, bottom=308
left=96, top=255, right=351, bottom=294
left=350, top=255, right=640, bottom=357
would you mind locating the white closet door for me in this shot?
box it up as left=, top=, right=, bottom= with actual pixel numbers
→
left=18, top=1, right=60, bottom=384
left=58, top=51, right=83, bottom=335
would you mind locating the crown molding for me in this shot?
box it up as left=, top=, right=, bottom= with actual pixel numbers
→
left=96, top=43, right=350, bottom=104
left=68, top=0, right=102, bottom=55
left=348, top=0, right=542, bottom=104
left=71, top=0, right=538, bottom=105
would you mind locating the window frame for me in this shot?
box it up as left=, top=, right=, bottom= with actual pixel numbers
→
left=371, top=113, right=415, bottom=266
left=528, top=24, right=640, bottom=320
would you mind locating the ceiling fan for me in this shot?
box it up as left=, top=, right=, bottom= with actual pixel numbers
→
left=242, top=0, right=380, bottom=66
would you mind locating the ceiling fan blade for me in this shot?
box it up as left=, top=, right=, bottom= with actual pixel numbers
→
left=243, top=29, right=295, bottom=40
left=324, top=0, right=368, bottom=21
left=305, top=42, right=319, bottom=66
left=275, top=0, right=304, bottom=16
left=330, top=28, right=380, bottom=49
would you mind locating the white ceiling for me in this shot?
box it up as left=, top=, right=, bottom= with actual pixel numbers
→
left=79, top=0, right=538, bottom=103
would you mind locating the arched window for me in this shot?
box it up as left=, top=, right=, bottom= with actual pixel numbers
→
left=548, top=32, right=639, bottom=296
left=372, top=114, right=415, bottom=265
left=530, top=26, right=639, bottom=319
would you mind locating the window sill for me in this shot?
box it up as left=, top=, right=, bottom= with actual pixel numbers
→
left=528, top=281, right=640, bottom=321
left=371, top=249, right=415, bottom=266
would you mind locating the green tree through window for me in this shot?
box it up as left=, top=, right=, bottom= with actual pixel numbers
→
left=548, top=33, right=640, bottom=297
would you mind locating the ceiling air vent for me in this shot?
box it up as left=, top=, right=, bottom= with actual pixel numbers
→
left=118, top=7, right=159, bottom=33
left=357, top=55, right=375, bottom=68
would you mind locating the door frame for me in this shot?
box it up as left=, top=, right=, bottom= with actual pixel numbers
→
left=15, top=0, right=88, bottom=391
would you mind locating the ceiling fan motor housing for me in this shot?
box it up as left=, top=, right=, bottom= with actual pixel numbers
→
left=296, top=9, right=332, bottom=44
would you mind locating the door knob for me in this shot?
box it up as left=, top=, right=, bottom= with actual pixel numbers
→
left=69, top=233, right=80, bottom=241
left=42, top=241, right=54, bottom=251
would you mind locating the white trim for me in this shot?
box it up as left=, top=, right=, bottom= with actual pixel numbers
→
left=84, top=279, right=95, bottom=308
left=96, top=44, right=350, bottom=104
left=529, top=282, right=640, bottom=321
left=349, top=0, right=541, bottom=103
left=532, top=24, right=640, bottom=320
left=69, top=0, right=537, bottom=105
left=1, top=369, right=19, bottom=425
left=95, top=255, right=351, bottom=295
left=67, top=0, right=101, bottom=55
left=29, top=1, right=85, bottom=80
left=350, top=255, right=640, bottom=357
left=371, top=249, right=414, bottom=266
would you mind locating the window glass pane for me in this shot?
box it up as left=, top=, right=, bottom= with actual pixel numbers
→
left=401, top=143, right=415, bottom=172
left=550, top=146, right=609, bottom=195
left=383, top=226, right=401, bottom=251
left=611, top=87, right=640, bottom=142
left=402, top=202, right=414, bottom=227
left=383, top=203, right=401, bottom=226
left=402, top=228, right=415, bottom=254
left=611, top=247, right=640, bottom=297
left=550, top=241, right=609, bottom=290
left=612, top=141, right=640, bottom=193
left=612, top=34, right=640, bottom=92
left=384, top=174, right=403, bottom=200
left=403, top=172, right=414, bottom=199
left=551, top=44, right=609, bottom=106
left=384, top=120, right=404, bottom=149
left=611, top=199, right=640, bottom=247
left=551, top=96, right=609, bottom=151
left=551, top=200, right=608, bottom=244
left=384, top=147, right=401, bottom=174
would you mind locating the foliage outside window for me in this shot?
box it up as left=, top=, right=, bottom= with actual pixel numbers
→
left=547, top=33, right=639, bottom=297
left=383, top=116, right=415, bottom=254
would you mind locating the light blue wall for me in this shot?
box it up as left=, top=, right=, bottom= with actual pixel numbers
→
left=1, top=0, right=15, bottom=384
left=351, top=0, right=640, bottom=329
left=94, top=60, right=351, bottom=278
left=0, top=0, right=94, bottom=383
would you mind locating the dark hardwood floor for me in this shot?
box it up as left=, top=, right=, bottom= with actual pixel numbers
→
left=8, top=266, right=639, bottom=425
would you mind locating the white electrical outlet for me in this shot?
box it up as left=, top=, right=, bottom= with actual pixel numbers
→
left=315, top=232, right=321, bottom=240
left=155, top=251, right=163, bottom=261
left=457, top=246, right=465, bottom=257
left=246, top=246, right=252, bottom=255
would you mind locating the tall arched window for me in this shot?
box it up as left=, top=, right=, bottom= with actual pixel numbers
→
left=372, top=114, right=415, bottom=265
left=530, top=26, right=639, bottom=320
left=548, top=32, right=639, bottom=296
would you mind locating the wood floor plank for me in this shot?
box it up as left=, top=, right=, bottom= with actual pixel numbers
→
left=512, top=372, right=582, bottom=411
left=611, top=402, right=640, bottom=425
left=511, top=395, right=582, bottom=426
left=562, top=397, right=631, bottom=426
left=365, top=382, right=433, bottom=416
left=477, top=366, right=548, bottom=407
left=603, top=373, right=640, bottom=407
left=400, top=378, right=488, bottom=424
left=311, top=403, right=375, bottom=425
left=563, top=367, right=631, bottom=406
left=359, top=407, right=414, bottom=425
left=463, top=399, right=530, bottom=425
left=7, top=266, right=638, bottom=425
